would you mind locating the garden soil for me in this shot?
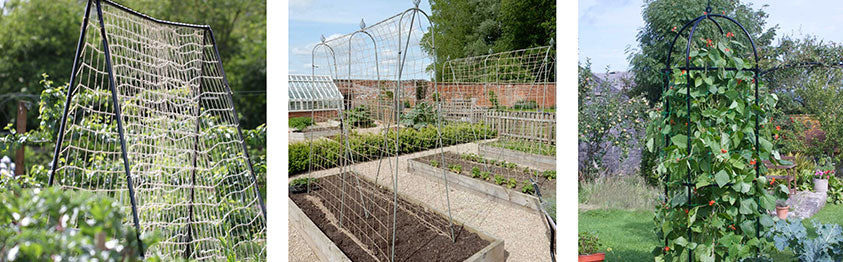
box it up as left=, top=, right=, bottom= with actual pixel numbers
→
left=289, top=142, right=552, bottom=261
left=290, top=173, right=488, bottom=261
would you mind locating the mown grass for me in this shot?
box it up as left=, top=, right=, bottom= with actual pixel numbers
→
left=580, top=199, right=843, bottom=261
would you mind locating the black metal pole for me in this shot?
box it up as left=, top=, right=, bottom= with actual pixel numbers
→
left=94, top=0, right=145, bottom=256
left=184, top=34, right=208, bottom=259
left=49, top=0, right=93, bottom=186
left=206, top=27, right=267, bottom=220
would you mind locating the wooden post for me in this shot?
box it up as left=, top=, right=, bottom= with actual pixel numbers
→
left=15, top=101, right=27, bottom=176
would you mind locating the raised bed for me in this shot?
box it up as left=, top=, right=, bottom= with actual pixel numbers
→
left=478, top=141, right=555, bottom=171
left=290, top=172, right=505, bottom=262
left=409, top=152, right=555, bottom=211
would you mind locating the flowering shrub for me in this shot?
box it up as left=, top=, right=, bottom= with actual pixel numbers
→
left=578, top=61, right=649, bottom=181
left=645, top=37, right=785, bottom=261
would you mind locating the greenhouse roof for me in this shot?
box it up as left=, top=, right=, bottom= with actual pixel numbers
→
left=288, top=74, right=344, bottom=112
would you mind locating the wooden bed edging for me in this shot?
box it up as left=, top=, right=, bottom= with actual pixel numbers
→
left=289, top=198, right=352, bottom=262
left=289, top=172, right=506, bottom=262
left=478, top=142, right=556, bottom=171
left=407, top=158, right=542, bottom=211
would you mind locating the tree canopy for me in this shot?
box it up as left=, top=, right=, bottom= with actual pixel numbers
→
left=0, top=0, right=266, bottom=129
left=627, top=0, right=777, bottom=106
left=422, top=0, right=555, bottom=80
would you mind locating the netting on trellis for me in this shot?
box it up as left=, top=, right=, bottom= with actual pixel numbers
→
left=440, top=46, right=556, bottom=163
left=51, top=1, right=264, bottom=260
left=304, top=7, right=465, bottom=262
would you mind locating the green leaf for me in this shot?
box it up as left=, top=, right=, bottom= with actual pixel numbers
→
left=675, top=236, right=688, bottom=247
left=759, top=137, right=773, bottom=152
left=715, top=170, right=730, bottom=187
left=740, top=199, right=757, bottom=215
left=672, top=134, right=688, bottom=149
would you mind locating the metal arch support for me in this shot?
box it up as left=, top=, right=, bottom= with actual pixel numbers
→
left=311, top=43, right=339, bottom=79
left=661, top=12, right=763, bottom=260
left=397, top=5, right=456, bottom=247
left=49, top=0, right=94, bottom=186
left=93, top=0, right=146, bottom=256
left=346, top=29, right=380, bottom=219
left=307, top=42, right=339, bottom=194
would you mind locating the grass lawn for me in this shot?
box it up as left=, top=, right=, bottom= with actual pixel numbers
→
left=579, top=204, right=843, bottom=261
left=578, top=209, right=658, bottom=261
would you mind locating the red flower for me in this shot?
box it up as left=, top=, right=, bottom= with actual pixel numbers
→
left=725, top=48, right=730, bottom=52
left=704, top=11, right=708, bottom=15
left=738, top=79, right=742, bottom=85
left=730, top=224, right=736, bottom=230
left=722, top=11, right=726, bottom=15
left=771, top=177, right=776, bottom=185
left=672, top=26, right=677, bottom=32
left=685, top=209, right=689, bottom=214
left=752, top=79, right=755, bottom=84
left=682, top=70, right=686, bottom=75
left=721, top=149, right=728, bottom=153
left=750, top=159, right=757, bottom=165
left=688, top=56, right=692, bottom=60
left=774, top=134, right=780, bottom=140
left=665, top=246, right=670, bottom=252
left=709, top=200, right=715, bottom=206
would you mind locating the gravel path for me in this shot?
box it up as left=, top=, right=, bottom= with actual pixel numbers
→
left=288, top=221, right=320, bottom=261
left=289, top=141, right=552, bottom=261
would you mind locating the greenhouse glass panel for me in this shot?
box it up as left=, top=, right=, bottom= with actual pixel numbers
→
left=288, top=74, right=344, bottom=112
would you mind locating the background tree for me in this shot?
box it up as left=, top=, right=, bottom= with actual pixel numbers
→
left=627, top=0, right=777, bottom=106
left=0, top=0, right=266, bottom=129
left=422, top=0, right=555, bottom=80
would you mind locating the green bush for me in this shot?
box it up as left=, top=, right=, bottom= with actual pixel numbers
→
left=345, top=105, right=375, bottom=128
left=288, top=123, right=496, bottom=175
left=511, top=178, right=520, bottom=190
left=448, top=164, right=462, bottom=174
left=494, top=174, right=505, bottom=185
left=289, top=117, right=313, bottom=131
left=488, top=139, right=556, bottom=156
left=480, top=171, right=491, bottom=181
left=0, top=186, right=160, bottom=261
left=471, top=167, right=481, bottom=178
left=521, top=182, right=534, bottom=194
left=400, top=102, right=438, bottom=129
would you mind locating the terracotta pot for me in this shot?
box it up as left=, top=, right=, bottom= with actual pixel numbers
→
left=814, top=178, right=829, bottom=193
left=578, top=253, right=605, bottom=262
left=776, top=205, right=790, bottom=220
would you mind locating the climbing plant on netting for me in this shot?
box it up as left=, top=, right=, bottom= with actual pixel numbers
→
left=644, top=5, right=787, bottom=261
left=48, top=0, right=265, bottom=260
left=297, top=2, right=505, bottom=261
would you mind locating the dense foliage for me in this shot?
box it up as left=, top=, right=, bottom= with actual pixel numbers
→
left=288, top=117, right=313, bottom=131
left=288, top=123, right=496, bottom=175
left=0, top=0, right=266, bottom=129
left=578, top=61, right=649, bottom=181
left=645, top=38, right=784, bottom=261
left=344, top=105, right=375, bottom=128
left=627, top=0, right=776, bottom=106
left=399, top=102, right=438, bottom=129
left=0, top=186, right=161, bottom=261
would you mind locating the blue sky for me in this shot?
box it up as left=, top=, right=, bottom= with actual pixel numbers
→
left=288, top=0, right=432, bottom=75
left=579, top=0, right=843, bottom=72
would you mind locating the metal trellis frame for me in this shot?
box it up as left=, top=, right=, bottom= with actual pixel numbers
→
left=48, top=0, right=267, bottom=258
left=660, top=3, right=761, bottom=260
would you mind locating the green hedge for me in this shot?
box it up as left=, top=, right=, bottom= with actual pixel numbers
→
left=289, top=123, right=496, bottom=175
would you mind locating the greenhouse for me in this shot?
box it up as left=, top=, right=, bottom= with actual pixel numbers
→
left=288, top=74, right=344, bottom=113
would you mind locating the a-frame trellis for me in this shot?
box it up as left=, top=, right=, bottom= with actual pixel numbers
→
left=48, top=0, right=266, bottom=260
